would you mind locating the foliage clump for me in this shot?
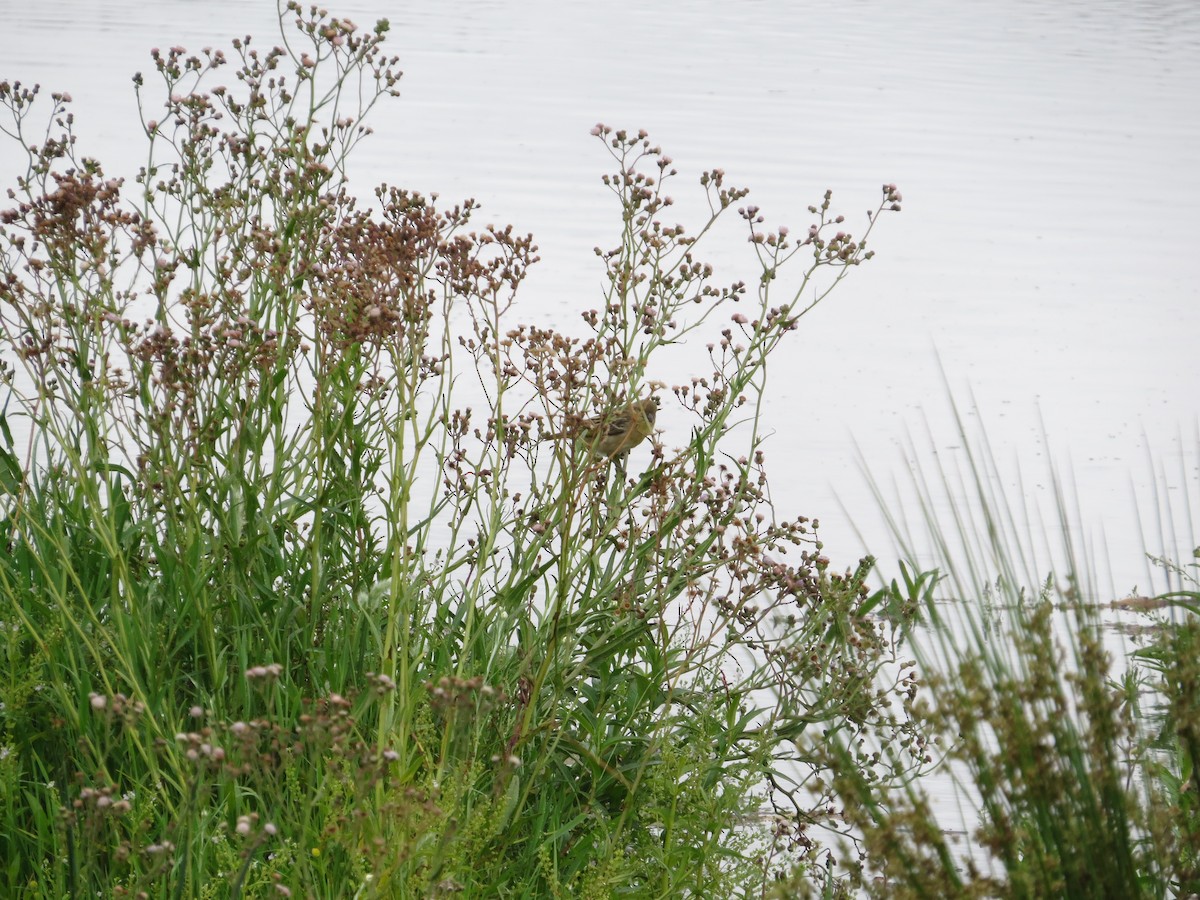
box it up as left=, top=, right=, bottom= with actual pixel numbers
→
left=0, top=3, right=908, bottom=896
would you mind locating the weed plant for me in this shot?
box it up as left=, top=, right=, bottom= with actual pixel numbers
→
left=814, top=403, right=1200, bottom=898
left=0, top=3, right=910, bottom=896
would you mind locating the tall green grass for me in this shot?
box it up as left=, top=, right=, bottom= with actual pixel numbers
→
left=816, top=397, right=1200, bottom=898
left=0, top=4, right=907, bottom=896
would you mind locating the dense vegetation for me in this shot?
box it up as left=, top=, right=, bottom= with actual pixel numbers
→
left=0, top=5, right=911, bottom=896
left=1, top=4, right=1195, bottom=898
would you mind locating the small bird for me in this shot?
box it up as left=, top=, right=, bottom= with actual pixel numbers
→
left=546, top=396, right=659, bottom=460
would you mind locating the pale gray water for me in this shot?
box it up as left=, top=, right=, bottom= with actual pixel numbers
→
left=5, top=0, right=1198, bottom=594
left=4, top=0, right=1199, bottom=881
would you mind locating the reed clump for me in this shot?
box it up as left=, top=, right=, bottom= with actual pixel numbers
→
left=812, top=413, right=1200, bottom=898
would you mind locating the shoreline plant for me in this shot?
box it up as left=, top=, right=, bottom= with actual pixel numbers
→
left=0, top=3, right=912, bottom=896
left=811, top=406, right=1200, bottom=898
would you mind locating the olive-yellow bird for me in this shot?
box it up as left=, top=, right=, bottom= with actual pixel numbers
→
left=547, top=396, right=659, bottom=460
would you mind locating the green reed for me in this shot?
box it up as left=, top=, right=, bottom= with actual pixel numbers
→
left=814, top=400, right=1200, bottom=898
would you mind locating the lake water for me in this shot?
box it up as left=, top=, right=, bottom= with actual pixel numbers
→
left=6, top=0, right=1198, bottom=586
left=4, top=0, right=1199, bottom=875
left=6, top=0, right=1196, bottom=599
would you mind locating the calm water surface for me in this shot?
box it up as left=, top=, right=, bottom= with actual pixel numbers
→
left=6, top=0, right=1200, bottom=870
left=7, top=1, right=1198, bottom=593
